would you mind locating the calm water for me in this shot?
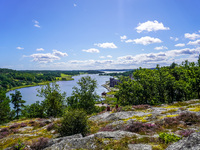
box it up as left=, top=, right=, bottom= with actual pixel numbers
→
left=6, top=74, right=111, bottom=106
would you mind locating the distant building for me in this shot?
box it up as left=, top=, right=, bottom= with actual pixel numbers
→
left=110, top=78, right=120, bottom=87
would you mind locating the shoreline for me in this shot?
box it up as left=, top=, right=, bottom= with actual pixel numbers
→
left=6, top=78, right=74, bottom=92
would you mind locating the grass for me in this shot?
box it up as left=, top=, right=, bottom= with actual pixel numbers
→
left=56, top=73, right=74, bottom=81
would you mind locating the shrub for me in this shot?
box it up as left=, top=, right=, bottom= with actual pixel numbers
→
left=0, top=131, right=9, bottom=139
left=159, top=132, right=181, bottom=144
left=13, top=140, right=26, bottom=150
left=47, top=123, right=54, bottom=131
left=58, top=109, right=89, bottom=136
left=12, top=129, right=19, bottom=133
left=132, top=105, right=151, bottom=110
left=178, top=129, right=195, bottom=137
left=39, top=122, right=46, bottom=127
left=0, top=127, right=9, bottom=132
left=9, top=123, right=20, bottom=129
left=163, top=117, right=180, bottom=128
left=99, top=125, right=115, bottom=132
left=20, top=123, right=27, bottom=127
left=177, top=112, right=199, bottom=124
left=124, top=121, right=158, bottom=134
left=30, top=137, right=49, bottom=150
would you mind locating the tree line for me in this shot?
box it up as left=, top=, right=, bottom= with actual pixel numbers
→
left=116, top=57, right=200, bottom=106
left=0, top=69, right=103, bottom=90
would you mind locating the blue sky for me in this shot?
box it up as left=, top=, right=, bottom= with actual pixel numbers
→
left=1, top=0, right=200, bottom=70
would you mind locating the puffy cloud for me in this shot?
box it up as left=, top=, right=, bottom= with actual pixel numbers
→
left=175, top=43, right=185, bottom=47
left=187, top=40, right=200, bottom=45
left=94, top=42, right=117, bottom=48
left=36, top=48, right=44, bottom=51
left=132, top=36, right=162, bottom=45
left=74, top=4, right=77, bottom=7
left=170, top=37, right=179, bottom=41
left=82, top=48, right=100, bottom=53
left=100, top=55, right=113, bottom=59
left=136, top=20, right=169, bottom=33
left=166, top=48, right=200, bottom=57
left=16, top=47, right=24, bottom=50
left=154, top=46, right=168, bottom=50
left=99, top=56, right=105, bottom=59
left=52, top=49, right=68, bottom=56
left=185, top=33, right=200, bottom=40
left=29, top=50, right=68, bottom=63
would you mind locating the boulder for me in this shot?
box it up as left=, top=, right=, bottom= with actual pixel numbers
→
left=166, top=131, right=200, bottom=150
left=128, top=144, right=152, bottom=150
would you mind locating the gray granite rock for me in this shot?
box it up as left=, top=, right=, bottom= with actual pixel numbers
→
left=128, top=144, right=152, bottom=150
left=166, top=131, right=200, bottom=150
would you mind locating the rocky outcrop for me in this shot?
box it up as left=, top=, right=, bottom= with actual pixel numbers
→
left=45, top=131, right=139, bottom=150
left=166, top=131, right=200, bottom=150
left=128, top=144, right=152, bottom=150
left=89, top=111, right=151, bottom=122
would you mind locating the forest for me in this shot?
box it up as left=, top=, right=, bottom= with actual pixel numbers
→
left=116, top=58, right=200, bottom=105
left=0, top=69, right=103, bottom=91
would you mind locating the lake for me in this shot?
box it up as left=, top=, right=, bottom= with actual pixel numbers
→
left=6, top=74, right=112, bottom=106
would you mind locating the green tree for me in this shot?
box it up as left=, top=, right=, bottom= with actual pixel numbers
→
left=67, top=76, right=99, bottom=114
left=58, top=109, right=89, bottom=136
left=21, top=101, right=45, bottom=118
left=10, top=90, right=26, bottom=119
left=0, top=89, right=11, bottom=124
left=37, top=82, right=66, bottom=117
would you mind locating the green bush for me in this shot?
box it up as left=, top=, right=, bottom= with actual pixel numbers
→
left=58, top=109, right=89, bottom=137
left=159, top=132, right=181, bottom=144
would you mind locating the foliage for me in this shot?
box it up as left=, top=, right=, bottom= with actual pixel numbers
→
left=46, top=123, right=55, bottom=131
left=178, top=129, right=195, bottom=137
left=67, top=76, right=99, bottom=114
left=124, top=121, right=159, bottom=134
left=21, top=101, right=45, bottom=118
left=58, top=109, right=89, bottom=136
left=0, top=89, right=11, bottom=124
left=116, top=57, right=200, bottom=105
left=13, top=139, right=25, bottom=150
left=37, top=82, right=66, bottom=117
left=159, top=132, right=181, bottom=144
left=176, top=112, right=200, bottom=124
left=132, top=104, right=151, bottom=110
left=30, top=137, right=49, bottom=150
left=10, top=90, right=26, bottom=119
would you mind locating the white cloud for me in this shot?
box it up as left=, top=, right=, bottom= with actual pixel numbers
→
left=29, top=50, right=68, bottom=63
left=94, top=42, right=117, bottom=49
left=185, top=33, right=200, bottom=40
left=99, top=56, right=105, bottom=59
left=52, top=49, right=68, bottom=57
left=154, top=46, right=168, bottom=50
left=107, top=55, right=112, bottom=58
left=170, top=37, right=179, bottom=41
left=82, top=48, right=100, bottom=53
left=132, top=36, right=162, bottom=45
left=34, top=24, right=41, bottom=28
left=120, top=35, right=127, bottom=42
left=74, top=3, right=77, bottom=7
left=36, top=48, right=44, bottom=51
left=187, top=39, right=200, bottom=45
left=136, top=20, right=169, bottom=33
left=16, top=47, right=24, bottom=50
left=33, top=20, right=40, bottom=28
left=175, top=43, right=185, bottom=47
